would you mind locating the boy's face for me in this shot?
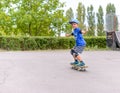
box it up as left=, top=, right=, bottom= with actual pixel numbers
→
left=71, top=23, right=78, bottom=29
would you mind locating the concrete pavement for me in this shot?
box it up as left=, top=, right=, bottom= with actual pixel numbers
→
left=0, top=50, right=120, bottom=93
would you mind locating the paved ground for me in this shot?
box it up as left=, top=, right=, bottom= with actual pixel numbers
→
left=0, top=50, right=120, bottom=93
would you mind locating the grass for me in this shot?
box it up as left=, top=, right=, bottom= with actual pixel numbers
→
left=85, top=47, right=111, bottom=51
left=0, top=47, right=117, bottom=51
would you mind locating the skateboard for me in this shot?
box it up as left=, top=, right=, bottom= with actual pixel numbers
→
left=71, top=64, right=88, bottom=71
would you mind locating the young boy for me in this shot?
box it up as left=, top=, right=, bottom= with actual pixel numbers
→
left=66, top=19, right=87, bottom=66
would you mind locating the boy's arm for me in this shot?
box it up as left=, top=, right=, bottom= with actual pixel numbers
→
left=81, top=30, right=87, bottom=34
left=81, top=28, right=88, bottom=35
left=65, top=33, right=73, bottom=37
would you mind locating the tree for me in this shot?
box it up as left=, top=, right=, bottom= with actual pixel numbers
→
left=66, top=7, right=74, bottom=20
left=106, top=3, right=116, bottom=14
left=96, top=6, right=105, bottom=36
left=0, top=0, right=14, bottom=35
left=65, top=7, right=74, bottom=33
left=76, top=2, right=86, bottom=29
left=106, top=3, right=118, bottom=31
left=15, top=0, right=66, bottom=36
left=52, top=10, right=67, bottom=37
left=0, top=0, right=66, bottom=36
left=87, top=5, right=95, bottom=36
left=0, top=11, right=11, bottom=35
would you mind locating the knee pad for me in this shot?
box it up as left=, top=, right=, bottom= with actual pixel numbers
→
left=70, top=49, right=79, bottom=57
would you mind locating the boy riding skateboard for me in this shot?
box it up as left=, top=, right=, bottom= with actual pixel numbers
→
left=66, top=19, right=87, bottom=70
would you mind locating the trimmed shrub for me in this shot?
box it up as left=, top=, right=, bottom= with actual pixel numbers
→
left=85, top=36, right=106, bottom=48
left=0, top=36, right=106, bottom=50
left=23, top=37, right=38, bottom=50
left=0, top=36, right=23, bottom=50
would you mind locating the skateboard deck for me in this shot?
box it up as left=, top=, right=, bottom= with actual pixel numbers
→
left=71, top=64, right=88, bottom=71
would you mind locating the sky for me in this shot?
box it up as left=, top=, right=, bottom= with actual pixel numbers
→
left=60, top=0, right=120, bottom=17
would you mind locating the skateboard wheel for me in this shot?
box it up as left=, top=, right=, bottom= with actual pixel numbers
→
left=83, top=69, right=86, bottom=71
left=74, top=67, right=78, bottom=70
left=71, top=66, right=74, bottom=68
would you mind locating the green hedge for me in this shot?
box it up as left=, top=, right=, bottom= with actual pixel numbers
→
left=85, top=36, right=106, bottom=48
left=0, top=36, right=106, bottom=50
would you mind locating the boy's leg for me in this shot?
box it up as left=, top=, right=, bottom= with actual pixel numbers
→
left=70, top=47, right=86, bottom=66
left=70, top=49, right=79, bottom=65
left=76, top=54, right=85, bottom=66
left=74, top=46, right=86, bottom=66
left=71, top=53, right=85, bottom=66
left=76, top=54, right=82, bottom=61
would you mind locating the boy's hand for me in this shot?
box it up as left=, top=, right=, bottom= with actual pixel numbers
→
left=65, top=34, right=71, bottom=37
left=82, top=27, right=88, bottom=34
left=81, top=30, right=86, bottom=34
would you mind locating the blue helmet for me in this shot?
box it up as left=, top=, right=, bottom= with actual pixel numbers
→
left=69, top=19, right=80, bottom=24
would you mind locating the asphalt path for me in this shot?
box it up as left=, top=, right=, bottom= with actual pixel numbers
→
left=0, top=50, right=120, bottom=93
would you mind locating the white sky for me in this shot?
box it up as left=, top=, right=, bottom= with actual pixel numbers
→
left=60, top=0, right=120, bottom=16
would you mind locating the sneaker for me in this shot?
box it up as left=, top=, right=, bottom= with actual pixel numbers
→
left=70, top=61, right=79, bottom=65
left=77, top=61, right=85, bottom=66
